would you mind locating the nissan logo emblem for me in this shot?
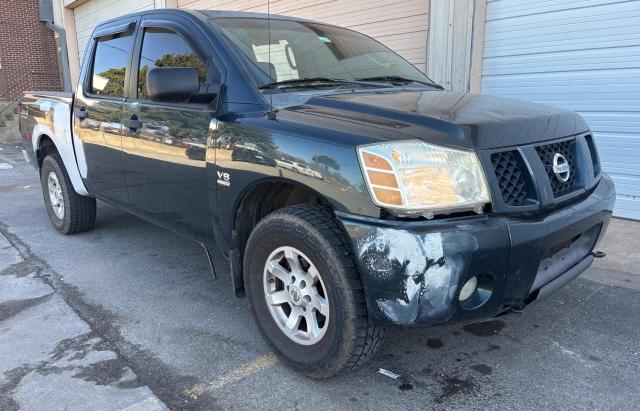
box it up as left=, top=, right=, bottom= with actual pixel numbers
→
left=552, top=153, right=570, bottom=183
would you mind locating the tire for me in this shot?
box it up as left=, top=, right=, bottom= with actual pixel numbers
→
left=40, top=152, right=96, bottom=235
left=243, top=204, right=385, bottom=378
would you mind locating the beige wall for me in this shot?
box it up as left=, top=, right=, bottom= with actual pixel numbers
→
left=178, top=0, right=430, bottom=72
left=55, top=0, right=158, bottom=86
left=74, top=0, right=156, bottom=63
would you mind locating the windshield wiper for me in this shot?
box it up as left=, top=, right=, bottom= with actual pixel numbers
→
left=258, top=77, right=391, bottom=90
left=356, top=76, right=443, bottom=89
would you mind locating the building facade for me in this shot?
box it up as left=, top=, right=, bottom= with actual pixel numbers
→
left=42, top=0, right=640, bottom=219
left=0, top=0, right=62, bottom=100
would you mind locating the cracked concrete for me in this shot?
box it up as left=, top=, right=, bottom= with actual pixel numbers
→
left=0, top=222, right=222, bottom=411
left=0, top=230, right=169, bottom=411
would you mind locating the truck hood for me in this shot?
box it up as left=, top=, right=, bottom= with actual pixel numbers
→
left=279, top=89, right=589, bottom=150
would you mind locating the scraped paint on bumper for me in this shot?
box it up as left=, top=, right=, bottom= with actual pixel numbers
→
left=338, top=174, right=616, bottom=327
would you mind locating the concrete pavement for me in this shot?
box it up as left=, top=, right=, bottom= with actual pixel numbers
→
left=0, top=208, right=167, bottom=410
left=1, top=144, right=639, bottom=410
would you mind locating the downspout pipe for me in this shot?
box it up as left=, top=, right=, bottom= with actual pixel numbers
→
left=46, top=22, right=72, bottom=92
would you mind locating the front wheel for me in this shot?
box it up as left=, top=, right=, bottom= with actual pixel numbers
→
left=40, top=153, right=96, bottom=235
left=243, top=205, right=385, bottom=378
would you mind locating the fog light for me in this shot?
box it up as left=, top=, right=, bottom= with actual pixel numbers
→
left=459, top=276, right=478, bottom=301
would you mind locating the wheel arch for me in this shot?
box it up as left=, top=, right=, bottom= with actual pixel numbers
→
left=228, top=178, right=337, bottom=296
left=31, top=122, right=90, bottom=196
left=36, top=134, right=58, bottom=167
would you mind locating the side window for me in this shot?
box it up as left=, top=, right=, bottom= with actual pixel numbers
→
left=90, top=33, right=133, bottom=97
left=137, top=28, right=207, bottom=99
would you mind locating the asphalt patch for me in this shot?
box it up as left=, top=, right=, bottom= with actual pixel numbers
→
left=49, top=331, right=108, bottom=362
left=0, top=259, right=39, bottom=277
left=0, top=294, right=51, bottom=322
left=72, top=358, right=140, bottom=388
left=0, top=366, right=31, bottom=411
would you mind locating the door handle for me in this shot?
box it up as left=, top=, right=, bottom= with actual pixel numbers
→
left=75, top=107, right=88, bottom=120
left=123, top=115, right=142, bottom=131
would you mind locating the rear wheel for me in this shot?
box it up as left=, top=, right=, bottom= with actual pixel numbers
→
left=243, top=205, right=385, bottom=378
left=40, top=153, right=96, bottom=234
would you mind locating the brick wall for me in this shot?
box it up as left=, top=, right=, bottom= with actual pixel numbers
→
left=0, top=0, right=62, bottom=100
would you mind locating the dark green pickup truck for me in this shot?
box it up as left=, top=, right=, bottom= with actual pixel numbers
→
left=19, top=9, right=614, bottom=378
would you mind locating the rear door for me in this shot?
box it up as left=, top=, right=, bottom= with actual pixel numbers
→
left=121, top=15, right=218, bottom=242
left=73, top=19, right=137, bottom=205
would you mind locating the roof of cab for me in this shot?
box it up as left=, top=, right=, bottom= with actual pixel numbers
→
left=93, top=8, right=320, bottom=31
left=195, top=9, right=319, bottom=24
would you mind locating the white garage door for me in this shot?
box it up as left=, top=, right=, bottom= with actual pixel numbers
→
left=73, top=0, right=156, bottom=64
left=178, top=0, right=429, bottom=72
left=481, top=0, right=640, bottom=220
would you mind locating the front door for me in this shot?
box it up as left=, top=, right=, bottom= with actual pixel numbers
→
left=122, top=23, right=215, bottom=242
left=74, top=23, right=136, bottom=205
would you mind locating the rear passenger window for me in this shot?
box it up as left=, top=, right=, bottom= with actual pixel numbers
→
left=90, top=34, right=133, bottom=97
left=137, top=28, right=207, bottom=99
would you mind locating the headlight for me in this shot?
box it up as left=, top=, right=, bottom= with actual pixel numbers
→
left=358, top=140, right=491, bottom=217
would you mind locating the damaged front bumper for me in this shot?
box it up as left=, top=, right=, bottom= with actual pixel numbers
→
left=338, top=173, right=616, bottom=327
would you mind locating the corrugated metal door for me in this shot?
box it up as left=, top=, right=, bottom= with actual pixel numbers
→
left=73, top=0, right=155, bottom=64
left=178, top=0, right=429, bottom=72
left=481, top=0, right=640, bottom=219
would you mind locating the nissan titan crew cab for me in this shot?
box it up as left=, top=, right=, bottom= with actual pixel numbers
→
left=19, top=10, right=615, bottom=378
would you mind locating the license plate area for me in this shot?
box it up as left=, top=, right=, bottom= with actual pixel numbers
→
left=530, top=223, right=601, bottom=292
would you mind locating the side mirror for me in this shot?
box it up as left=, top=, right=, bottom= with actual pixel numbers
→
left=146, top=67, right=200, bottom=103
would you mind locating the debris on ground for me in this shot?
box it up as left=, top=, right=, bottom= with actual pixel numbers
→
left=378, top=368, right=414, bottom=391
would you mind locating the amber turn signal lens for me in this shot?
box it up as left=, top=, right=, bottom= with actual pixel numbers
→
left=372, top=187, right=402, bottom=206
left=362, top=152, right=392, bottom=170
left=368, top=170, right=399, bottom=187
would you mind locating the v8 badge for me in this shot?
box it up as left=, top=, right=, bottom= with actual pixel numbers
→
left=217, top=171, right=230, bottom=187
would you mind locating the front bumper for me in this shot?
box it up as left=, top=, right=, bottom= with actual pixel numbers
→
left=338, top=173, right=616, bottom=327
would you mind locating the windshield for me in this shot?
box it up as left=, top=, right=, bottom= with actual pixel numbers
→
left=210, top=17, right=437, bottom=89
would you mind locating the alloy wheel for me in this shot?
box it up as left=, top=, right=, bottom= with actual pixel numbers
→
left=263, top=246, right=330, bottom=345
left=47, top=171, right=64, bottom=219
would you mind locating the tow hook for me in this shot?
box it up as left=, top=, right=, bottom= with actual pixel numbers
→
left=591, top=250, right=606, bottom=259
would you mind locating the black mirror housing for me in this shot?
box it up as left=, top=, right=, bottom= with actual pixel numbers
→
left=189, top=83, right=220, bottom=104
left=146, top=67, right=200, bottom=103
